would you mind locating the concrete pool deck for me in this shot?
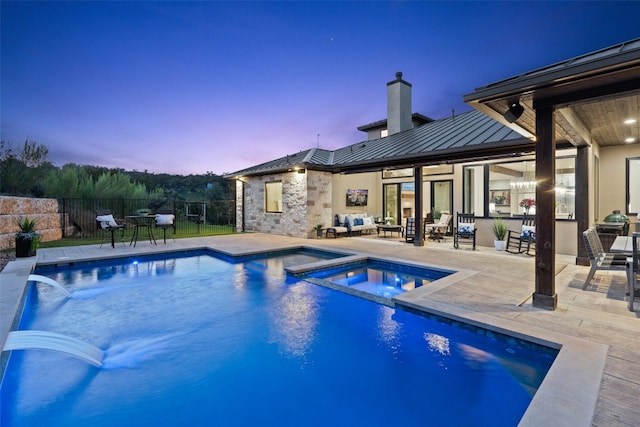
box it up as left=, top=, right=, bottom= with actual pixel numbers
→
left=2, top=232, right=638, bottom=426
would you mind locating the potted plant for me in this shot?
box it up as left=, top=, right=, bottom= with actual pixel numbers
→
left=312, top=224, right=324, bottom=238
left=15, top=217, right=41, bottom=258
left=491, top=217, right=508, bottom=251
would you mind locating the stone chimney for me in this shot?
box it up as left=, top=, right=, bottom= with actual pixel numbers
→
left=386, top=71, right=412, bottom=136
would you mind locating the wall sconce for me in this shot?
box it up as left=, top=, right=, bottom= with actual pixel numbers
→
left=503, top=102, right=524, bottom=123
left=297, top=168, right=306, bottom=174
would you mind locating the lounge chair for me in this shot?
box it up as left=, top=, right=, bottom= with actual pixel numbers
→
left=425, top=213, right=452, bottom=242
left=505, top=215, right=536, bottom=255
left=582, top=227, right=627, bottom=290
left=155, top=208, right=176, bottom=244
left=626, top=232, right=640, bottom=311
left=453, top=212, right=476, bottom=250
left=95, top=209, right=126, bottom=248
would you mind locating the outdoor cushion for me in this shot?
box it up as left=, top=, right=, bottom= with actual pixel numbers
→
left=458, top=223, right=475, bottom=234
left=354, top=218, right=364, bottom=226
left=338, top=214, right=348, bottom=226
left=156, top=214, right=174, bottom=225
left=363, top=216, right=373, bottom=226
left=521, top=225, right=536, bottom=238
left=345, top=216, right=355, bottom=228
left=96, top=214, right=118, bottom=228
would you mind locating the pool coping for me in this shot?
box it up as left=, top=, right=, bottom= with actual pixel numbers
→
left=0, top=243, right=607, bottom=426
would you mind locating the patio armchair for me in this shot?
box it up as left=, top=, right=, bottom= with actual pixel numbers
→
left=453, top=212, right=476, bottom=250
left=626, top=232, right=640, bottom=311
left=95, top=209, right=126, bottom=248
left=581, top=227, right=627, bottom=290
left=505, top=215, right=536, bottom=255
left=155, top=208, right=176, bottom=244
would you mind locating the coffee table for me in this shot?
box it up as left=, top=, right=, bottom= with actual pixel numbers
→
left=376, top=224, right=403, bottom=238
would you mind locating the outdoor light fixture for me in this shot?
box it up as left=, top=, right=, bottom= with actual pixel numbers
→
left=503, top=102, right=524, bottom=123
left=297, top=168, right=306, bottom=174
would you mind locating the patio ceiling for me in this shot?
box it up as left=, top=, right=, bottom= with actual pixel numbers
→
left=464, top=38, right=640, bottom=148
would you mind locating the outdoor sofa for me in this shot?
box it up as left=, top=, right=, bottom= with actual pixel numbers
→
left=326, top=213, right=377, bottom=237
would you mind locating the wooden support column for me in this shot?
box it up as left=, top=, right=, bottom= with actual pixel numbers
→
left=533, top=106, right=558, bottom=310
left=575, top=146, right=590, bottom=265
left=413, top=166, right=424, bottom=246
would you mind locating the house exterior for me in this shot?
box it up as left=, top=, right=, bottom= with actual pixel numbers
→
left=226, top=38, right=640, bottom=309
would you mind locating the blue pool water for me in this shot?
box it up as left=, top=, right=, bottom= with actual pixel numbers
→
left=304, top=260, right=454, bottom=298
left=1, top=250, right=556, bottom=427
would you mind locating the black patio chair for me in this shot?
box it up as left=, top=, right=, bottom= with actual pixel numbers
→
left=404, top=218, right=416, bottom=243
left=453, top=212, right=476, bottom=250
left=95, top=209, right=126, bottom=248
left=155, top=208, right=176, bottom=244
left=505, top=215, right=536, bottom=255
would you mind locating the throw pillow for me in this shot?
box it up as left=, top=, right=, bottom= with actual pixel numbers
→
left=344, top=215, right=355, bottom=228
left=156, top=214, right=175, bottom=225
left=521, top=225, right=536, bottom=238
left=363, top=216, right=373, bottom=226
left=354, top=218, right=364, bottom=226
left=96, top=214, right=118, bottom=228
left=458, top=223, right=475, bottom=234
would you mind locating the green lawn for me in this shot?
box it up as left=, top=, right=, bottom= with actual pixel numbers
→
left=40, top=224, right=236, bottom=248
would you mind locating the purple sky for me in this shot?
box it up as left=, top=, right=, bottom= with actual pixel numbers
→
left=2, top=1, right=639, bottom=176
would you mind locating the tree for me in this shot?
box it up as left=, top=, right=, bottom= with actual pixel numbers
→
left=0, top=139, right=53, bottom=196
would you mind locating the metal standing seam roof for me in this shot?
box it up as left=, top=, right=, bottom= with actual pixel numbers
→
left=224, top=109, right=530, bottom=178
left=464, top=38, right=640, bottom=102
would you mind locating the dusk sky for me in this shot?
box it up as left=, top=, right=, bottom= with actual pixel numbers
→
left=2, top=1, right=639, bottom=176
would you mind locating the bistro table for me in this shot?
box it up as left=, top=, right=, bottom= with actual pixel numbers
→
left=376, top=224, right=403, bottom=238
left=126, top=215, right=157, bottom=247
left=610, top=235, right=632, bottom=255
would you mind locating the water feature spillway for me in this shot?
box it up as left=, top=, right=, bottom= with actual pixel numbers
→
left=2, top=330, right=104, bottom=367
left=28, top=274, right=72, bottom=298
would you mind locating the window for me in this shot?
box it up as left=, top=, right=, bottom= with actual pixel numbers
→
left=463, top=157, right=576, bottom=218
left=265, top=181, right=282, bottom=213
left=382, top=168, right=413, bottom=179
left=463, top=165, right=485, bottom=215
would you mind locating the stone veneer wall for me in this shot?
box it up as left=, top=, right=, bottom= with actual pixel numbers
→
left=237, top=170, right=333, bottom=238
left=0, top=196, right=63, bottom=251
left=306, top=170, right=333, bottom=234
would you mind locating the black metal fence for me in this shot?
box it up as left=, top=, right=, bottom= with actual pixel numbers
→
left=59, top=198, right=236, bottom=238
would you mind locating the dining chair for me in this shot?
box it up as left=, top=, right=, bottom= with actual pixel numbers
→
left=155, top=208, right=176, bottom=244
left=95, top=209, right=126, bottom=248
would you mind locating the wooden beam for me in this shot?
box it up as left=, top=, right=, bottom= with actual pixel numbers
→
left=533, top=106, right=558, bottom=310
left=489, top=164, right=523, bottom=178
left=557, top=107, right=592, bottom=146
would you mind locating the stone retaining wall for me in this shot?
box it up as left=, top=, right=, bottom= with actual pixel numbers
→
left=0, top=196, right=63, bottom=251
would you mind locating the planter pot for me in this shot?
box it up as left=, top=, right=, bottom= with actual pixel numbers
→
left=316, top=230, right=323, bottom=238
left=15, top=237, right=36, bottom=257
left=494, top=240, right=506, bottom=251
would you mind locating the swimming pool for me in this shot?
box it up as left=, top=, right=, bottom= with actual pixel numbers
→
left=1, top=250, right=556, bottom=426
